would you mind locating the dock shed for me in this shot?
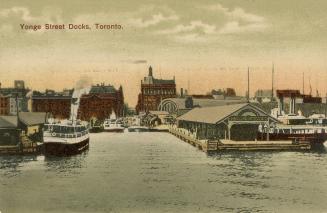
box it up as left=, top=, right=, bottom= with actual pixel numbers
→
left=0, top=116, right=20, bottom=145
left=177, top=103, right=279, bottom=141
left=18, top=112, right=46, bottom=142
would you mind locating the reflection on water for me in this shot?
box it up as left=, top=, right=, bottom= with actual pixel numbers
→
left=44, top=151, right=88, bottom=173
left=0, top=132, right=327, bottom=213
left=0, top=155, right=38, bottom=178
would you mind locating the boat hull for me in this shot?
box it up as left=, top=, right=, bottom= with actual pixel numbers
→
left=257, top=133, right=327, bottom=144
left=103, top=128, right=124, bottom=133
left=44, top=138, right=89, bottom=156
left=90, top=126, right=103, bottom=133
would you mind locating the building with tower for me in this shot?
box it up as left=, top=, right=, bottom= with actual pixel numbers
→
left=136, top=66, right=176, bottom=113
left=0, top=80, right=30, bottom=115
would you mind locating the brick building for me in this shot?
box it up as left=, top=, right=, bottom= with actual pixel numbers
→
left=136, top=66, right=176, bottom=113
left=0, top=80, right=30, bottom=115
left=31, top=89, right=73, bottom=119
left=77, top=84, right=124, bottom=121
left=0, top=94, right=9, bottom=115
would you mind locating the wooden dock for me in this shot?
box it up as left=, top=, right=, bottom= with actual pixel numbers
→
left=169, top=127, right=311, bottom=152
left=0, top=136, right=41, bottom=155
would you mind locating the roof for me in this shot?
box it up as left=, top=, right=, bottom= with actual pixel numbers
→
left=177, top=103, right=248, bottom=124
left=177, top=103, right=278, bottom=124
left=89, top=85, right=117, bottom=94
left=142, top=76, right=175, bottom=85
left=152, top=79, right=175, bottom=84
left=160, top=97, right=247, bottom=110
left=19, top=112, right=46, bottom=126
left=0, top=88, right=29, bottom=97
left=32, top=89, right=73, bottom=99
left=0, top=116, right=18, bottom=128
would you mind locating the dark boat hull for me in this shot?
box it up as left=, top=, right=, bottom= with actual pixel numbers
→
left=44, top=138, right=89, bottom=156
left=148, top=128, right=169, bottom=132
left=90, top=126, right=103, bottom=133
left=103, top=128, right=124, bottom=133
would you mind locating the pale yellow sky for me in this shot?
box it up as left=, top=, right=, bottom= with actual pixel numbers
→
left=1, top=0, right=327, bottom=106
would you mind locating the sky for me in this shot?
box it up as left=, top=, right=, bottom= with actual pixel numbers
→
left=0, top=0, right=327, bottom=106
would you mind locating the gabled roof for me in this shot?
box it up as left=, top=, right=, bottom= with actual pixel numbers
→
left=160, top=97, right=247, bottom=110
left=89, top=85, right=117, bottom=94
left=0, top=116, right=18, bottom=128
left=177, top=103, right=279, bottom=124
left=19, top=112, right=46, bottom=126
left=32, top=89, right=73, bottom=98
left=152, top=79, right=175, bottom=84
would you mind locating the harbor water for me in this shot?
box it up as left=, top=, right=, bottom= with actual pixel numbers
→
left=1, top=132, right=327, bottom=213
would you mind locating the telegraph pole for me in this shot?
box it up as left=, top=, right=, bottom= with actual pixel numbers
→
left=271, top=63, right=274, bottom=101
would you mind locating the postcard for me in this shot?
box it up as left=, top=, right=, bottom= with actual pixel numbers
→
left=0, top=1, right=327, bottom=212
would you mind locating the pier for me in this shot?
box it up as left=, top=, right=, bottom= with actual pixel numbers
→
left=0, top=137, right=40, bottom=155
left=169, top=126, right=311, bottom=152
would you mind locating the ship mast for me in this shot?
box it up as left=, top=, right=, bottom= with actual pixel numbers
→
left=302, top=72, right=305, bottom=94
left=187, top=72, right=190, bottom=95
left=309, top=76, right=312, bottom=96
left=247, top=67, right=250, bottom=102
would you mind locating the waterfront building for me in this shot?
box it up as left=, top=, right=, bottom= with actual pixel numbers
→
left=0, top=80, right=30, bottom=114
left=78, top=83, right=124, bottom=121
left=176, top=103, right=279, bottom=141
left=0, top=116, right=19, bottom=145
left=0, top=112, right=46, bottom=145
left=136, top=66, right=176, bottom=113
left=0, top=94, right=9, bottom=115
left=211, top=88, right=236, bottom=98
left=158, top=96, right=247, bottom=117
left=142, top=110, right=171, bottom=126
left=18, top=112, right=46, bottom=142
left=31, top=89, right=73, bottom=119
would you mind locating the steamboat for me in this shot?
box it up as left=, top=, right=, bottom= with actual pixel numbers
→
left=103, top=111, right=125, bottom=132
left=258, top=113, right=327, bottom=145
left=258, top=88, right=327, bottom=145
left=43, top=119, right=90, bottom=156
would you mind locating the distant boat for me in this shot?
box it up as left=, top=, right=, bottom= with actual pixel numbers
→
left=43, top=119, right=89, bottom=156
left=103, top=111, right=124, bottom=133
left=90, top=119, right=103, bottom=133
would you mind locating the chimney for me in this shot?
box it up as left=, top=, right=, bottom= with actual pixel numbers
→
left=180, top=88, right=184, bottom=97
left=148, top=66, right=153, bottom=77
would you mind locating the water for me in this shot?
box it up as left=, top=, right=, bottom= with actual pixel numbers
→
left=1, top=132, right=327, bottom=213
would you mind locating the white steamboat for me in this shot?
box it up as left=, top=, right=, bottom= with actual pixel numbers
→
left=43, top=119, right=89, bottom=156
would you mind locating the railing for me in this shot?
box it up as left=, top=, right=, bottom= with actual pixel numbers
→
left=44, top=130, right=89, bottom=139
left=169, top=125, right=197, bottom=139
